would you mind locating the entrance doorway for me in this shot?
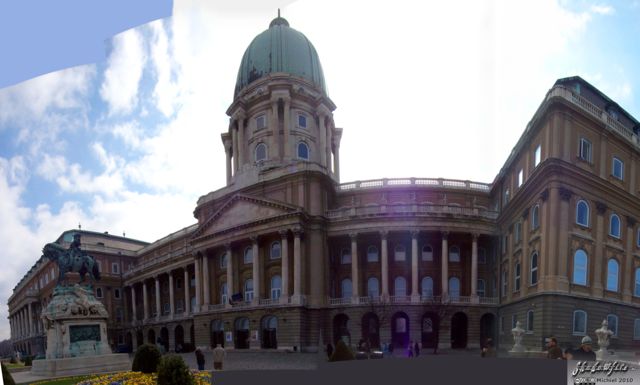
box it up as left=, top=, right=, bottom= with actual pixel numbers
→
left=147, top=329, right=156, bottom=345
left=261, top=316, right=278, bottom=349
left=361, top=312, right=380, bottom=349
left=391, top=312, right=410, bottom=349
left=160, top=328, right=169, bottom=352
left=450, top=312, right=468, bottom=349
left=421, top=312, right=439, bottom=349
left=210, top=320, right=224, bottom=348
left=235, top=317, right=250, bottom=349
left=332, top=314, right=351, bottom=345
left=174, top=325, right=184, bottom=352
left=480, top=313, right=496, bottom=348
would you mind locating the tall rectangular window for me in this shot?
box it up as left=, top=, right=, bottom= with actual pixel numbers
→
left=298, top=114, right=307, bottom=128
left=256, top=114, right=266, bottom=130
left=534, top=144, right=541, bottom=167
left=518, top=169, right=524, bottom=187
left=612, top=157, right=624, bottom=180
left=579, top=138, right=592, bottom=162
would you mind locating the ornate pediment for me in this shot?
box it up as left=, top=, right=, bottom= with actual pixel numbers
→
left=192, top=194, right=301, bottom=240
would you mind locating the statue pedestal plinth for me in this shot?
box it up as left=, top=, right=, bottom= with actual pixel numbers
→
left=31, top=353, right=130, bottom=377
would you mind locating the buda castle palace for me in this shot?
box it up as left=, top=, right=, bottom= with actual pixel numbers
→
left=8, top=14, right=640, bottom=356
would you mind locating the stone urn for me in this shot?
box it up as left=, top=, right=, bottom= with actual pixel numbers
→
left=595, top=319, right=613, bottom=360
left=510, top=320, right=526, bottom=353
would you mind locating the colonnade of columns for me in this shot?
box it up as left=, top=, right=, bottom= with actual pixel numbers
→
left=10, top=302, right=37, bottom=341
left=344, top=231, right=481, bottom=303
left=129, top=266, right=191, bottom=324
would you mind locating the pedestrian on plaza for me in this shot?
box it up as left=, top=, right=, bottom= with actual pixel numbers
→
left=414, top=341, right=420, bottom=357
left=570, top=336, right=596, bottom=361
left=388, top=342, right=394, bottom=355
left=326, top=343, right=334, bottom=359
left=213, top=343, right=226, bottom=370
left=546, top=337, right=563, bottom=359
left=407, top=341, right=414, bottom=358
left=195, top=348, right=205, bottom=371
left=481, top=338, right=496, bottom=358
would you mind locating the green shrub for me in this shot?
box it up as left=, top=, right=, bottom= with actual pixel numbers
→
left=9, top=356, right=16, bottom=364
left=1, top=362, right=16, bottom=385
left=132, top=344, right=162, bottom=373
left=157, top=354, right=194, bottom=385
left=23, top=355, right=33, bottom=366
left=329, top=339, right=355, bottom=362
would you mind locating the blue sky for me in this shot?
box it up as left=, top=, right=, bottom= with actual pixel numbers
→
left=1, top=0, right=640, bottom=341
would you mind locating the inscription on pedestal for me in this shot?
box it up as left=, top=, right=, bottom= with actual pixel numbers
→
left=70, top=324, right=101, bottom=343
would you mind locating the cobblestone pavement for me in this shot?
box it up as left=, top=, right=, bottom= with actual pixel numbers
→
left=179, top=350, right=322, bottom=371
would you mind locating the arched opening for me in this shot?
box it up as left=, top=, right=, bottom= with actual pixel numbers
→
left=160, top=327, right=169, bottom=352
left=147, top=329, right=156, bottom=345
left=332, top=314, right=351, bottom=345
left=450, top=312, right=468, bottom=349
left=125, top=332, right=133, bottom=351
left=235, top=317, right=250, bottom=349
left=136, top=331, right=144, bottom=347
left=210, top=320, right=224, bottom=348
left=261, top=315, right=278, bottom=349
left=479, top=313, right=496, bottom=349
left=190, top=325, right=195, bottom=346
left=174, top=325, right=184, bottom=352
left=421, top=312, right=439, bottom=349
left=361, top=312, right=380, bottom=349
left=391, top=312, right=410, bottom=349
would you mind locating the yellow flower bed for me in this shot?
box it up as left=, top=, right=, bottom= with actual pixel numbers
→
left=74, top=370, right=211, bottom=385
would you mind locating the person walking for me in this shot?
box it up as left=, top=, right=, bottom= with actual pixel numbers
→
left=481, top=338, right=496, bottom=358
left=195, top=348, right=205, bottom=371
left=213, top=343, right=226, bottom=370
left=326, top=343, right=334, bottom=360
left=571, top=336, right=596, bottom=361
left=407, top=341, right=414, bottom=358
left=414, top=341, right=420, bottom=357
left=546, top=337, right=563, bottom=359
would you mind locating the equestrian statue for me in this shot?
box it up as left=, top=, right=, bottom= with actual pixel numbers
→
left=43, top=233, right=101, bottom=286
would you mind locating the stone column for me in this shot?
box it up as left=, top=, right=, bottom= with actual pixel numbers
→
left=380, top=231, right=389, bottom=300
left=194, top=255, right=201, bottom=311
left=131, top=285, right=138, bottom=322
left=226, top=244, right=234, bottom=308
left=441, top=232, right=449, bottom=298
left=293, top=228, right=303, bottom=300
left=283, top=97, right=291, bottom=159
left=202, top=254, right=210, bottom=306
left=142, top=281, right=149, bottom=321
left=557, top=187, right=572, bottom=292
left=155, top=276, right=161, bottom=320
left=251, top=236, right=261, bottom=304
left=169, top=273, right=175, bottom=317
left=232, top=123, right=238, bottom=174
left=471, top=233, right=479, bottom=302
left=411, top=230, right=419, bottom=302
left=183, top=267, right=190, bottom=315
left=225, top=146, right=232, bottom=183
left=237, top=112, right=245, bottom=167
left=334, top=144, right=340, bottom=179
left=538, top=189, right=550, bottom=291
left=26, top=303, right=32, bottom=337
left=350, top=233, right=359, bottom=302
left=318, top=112, right=327, bottom=167
left=521, top=209, right=530, bottom=296
left=623, top=217, right=636, bottom=302
left=280, top=230, right=289, bottom=298
left=326, top=124, right=332, bottom=171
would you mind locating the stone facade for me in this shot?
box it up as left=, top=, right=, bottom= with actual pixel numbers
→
left=8, top=17, right=640, bottom=356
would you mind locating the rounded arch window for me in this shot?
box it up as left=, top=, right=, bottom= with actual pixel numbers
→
left=270, top=241, right=281, bottom=259
left=394, top=244, right=406, bottom=261
left=606, top=259, right=619, bottom=292
left=573, top=249, right=588, bottom=286
left=531, top=205, right=540, bottom=230
left=255, top=143, right=267, bottom=162
left=367, top=245, right=379, bottom=262
left=421, top=276, right=433, bottom=298
left=421, top=245, right=433, bottom=261
left=220, top=282, right=228, bottom=305
left=449, top=246, right=460, bottom=262
left=244, top=279, right=254, bottom=302
left=341, top=278, right=352, bottom=298
left=244, top=247, right=253, bottom=264
left=610, top=214, right=621, bottom=238
left=448, top=277, right=460, bottom=300
left=270, top=275, right=282, bottom=299
left=576, top=200, right=590, bottom=227
left=530, top=251, right=538, bottom=285
left=394, top=276, right=407, bottom=296
left=340, top=248, right=351, bottom=264
left=367, top=277, right=379, bottom=297
left=297, top=142, right=309, bottom=160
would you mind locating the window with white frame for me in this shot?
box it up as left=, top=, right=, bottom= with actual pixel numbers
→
left=511, top=314, right=517, bottom=329
left=449, top=277, right=460, bottom=301
left=367, top=277, right=379, bottom=298
left=421, top=276, right=433, bottom=298
left=297, top=114, right=307, bottom=128
left=221, top=283, right=227, bottom=305
left=271, top=275, right=282, bottom=299
left=96, top=287, right=103, bottom=298
left=504, top=188, right=510, bottom=205
left=270, top=242, right=281, bottom=259
left=297, top=142, right=309, bottom=160
left=534, top=144, right=541, bottom=167
left=449, top=245, right=460, bottom=262
left=341, top=248, right=351, bottom=264
left=518, top=169, right=524, bottom=187
left=367, top=245, right=379, bottom=262
left=612, top=157, right=624, bottom=180
left=394, top=276, right=407, bottom=297
left=531, top=205, right=540, bottom=230
left=576, top=200, right=590, bottom=227
left=606, top=259, right=619, bottom=292
left=191, top=297, right=196, bottom=313
left=530, top=251, right=538, bottom=285
left=634, top=319, right=640, bottom=340
left=394, top=244, right=406, bottom=261
left=112, top=263, right=119, bottom=274
left=579, top=137, right=592, bottom=162
left=573, top=310, right=587, bottom=335
left=635, top=268, right=640, bottom=297
left=478, top=248, right=486, bottom=264
left=421, top=245, right=433, bottom=261
left=573, top=249, right=588, bottom=285
left=526, top=310, right=534, bottom=332
left=514, top=222, right=522, bottom=243
left=477, top=279, right=485, bottom=297
left=244, top=279, right=254, bottom=302
left=514, top=262, right=521, bottom=292
left=609, top=214, right=621, bottom=238
left=244, top=247, right=253, bottom=264
left=96, top=261, right=102, bottom=273
left=114, top=288, right=121, bottom=299
left=255, top=143, right=267, bottom=162
left=607, top=314, right=618, bottom=337
left=256, top=114, right=266, bottom=130
left=341, top=278, right=352, bottom=298
left=163, top=303, right=170, bottom=314
left=220, top=252, right=228, bottom=269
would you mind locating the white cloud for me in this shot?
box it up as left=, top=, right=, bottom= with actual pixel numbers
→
left=100, top=28, right=147, bottom=115
left=590, top=4, right=615, bottom=15
left=149, top=20, right=182, bottom=118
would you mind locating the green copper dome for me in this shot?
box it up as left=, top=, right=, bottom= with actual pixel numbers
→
left=235, top=16, right=326, bottom=96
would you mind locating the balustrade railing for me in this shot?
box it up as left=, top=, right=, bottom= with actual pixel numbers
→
left=338, top=178, right=491, bottom=192
left=327, top=203, right=498, bottom=220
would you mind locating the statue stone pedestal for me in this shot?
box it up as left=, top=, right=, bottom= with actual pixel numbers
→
left=595, top=319, right=613, bottom=361
left=31, top=284, right=130, bottom=377
left=509, top=321, right=526, bottom=353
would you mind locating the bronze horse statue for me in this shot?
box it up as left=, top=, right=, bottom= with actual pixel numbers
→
left=43, top=234, right=100, bottom=285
